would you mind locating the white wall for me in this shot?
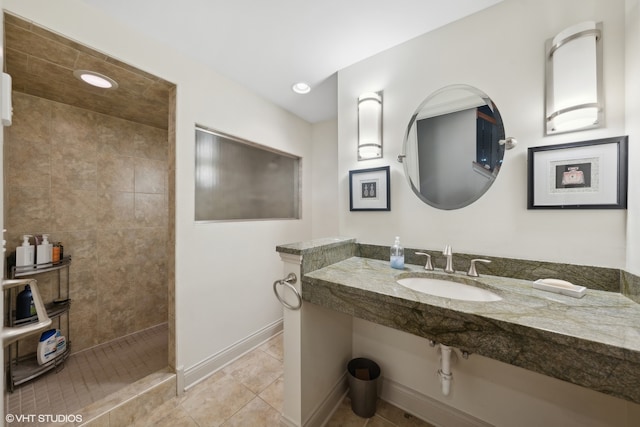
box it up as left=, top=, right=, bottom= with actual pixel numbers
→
left=338, top=0, right=627, bottom=268
left=3, top=0, right=313, bottom=379
left=626, top=0, right=640, bottom=274
left=310, top=118, right=339, bottom=238
left=339, top=0, right=640, bottom=425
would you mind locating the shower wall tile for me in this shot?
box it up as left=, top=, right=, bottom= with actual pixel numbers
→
left=98, top=152, right=135, bottom=192
left=70, top=268, right=99, bottom=350
left=5, top=137, right=51, bottom=188
left=135, top=125, right=169, bottom=161
left=135, top=193, right=167, bottom=227
left=97, top=229, right=137, bottom=265
left=4, top=91, right=51, bottom=143
left=135, top=158, right=166, bottom=193
left=134, top=227, right=167, bottom=264
left=5, top=92, right=169, bottom=353
left=97, top=116, right=137, bottom=157
left=51, top=105, right=99, bottom=154
left=57, top=230, right=98, bottom=271
left=97, top=191, right=135, bottom=229
left=167, top=86, right=176, bottom=370
left=134, top=261, right=168, bottom=329
left=52, top=187, right=98, bottom=231
left=53, top=154, right=98, bottom=191
left=6, top=185, right=52, bottom=232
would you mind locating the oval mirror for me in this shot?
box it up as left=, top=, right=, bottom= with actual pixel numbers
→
left=401, top=84, right=506, bottom=210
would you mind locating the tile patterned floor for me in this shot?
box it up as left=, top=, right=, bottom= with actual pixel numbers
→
left=6, top=326, right=433, bottom=426
left=5, top=323, right=168, bottom=423
left=134, top=333, right=434, bottom=427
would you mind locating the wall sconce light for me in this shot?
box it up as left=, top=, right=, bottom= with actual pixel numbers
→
left=545, top=21, right=603, bottom=135
left=358, top=91, right=383, bottom=160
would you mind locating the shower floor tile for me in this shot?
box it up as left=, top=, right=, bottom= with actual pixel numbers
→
left=5, top=323, right=167, bottom=424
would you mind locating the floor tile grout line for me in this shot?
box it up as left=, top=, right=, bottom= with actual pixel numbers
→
left=7, top=323, right=168, bottom=419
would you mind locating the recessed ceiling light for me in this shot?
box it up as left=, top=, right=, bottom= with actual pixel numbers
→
left=73, top=70, right=119, bottom=89
left=292, top=82, right=311, bottom=94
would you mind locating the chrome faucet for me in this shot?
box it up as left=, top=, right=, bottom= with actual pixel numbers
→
left=415, top=252, right=434, bottom=271
left=467, top=259, right=491, bottom=277
left=443, top=245, right=454, bottom=273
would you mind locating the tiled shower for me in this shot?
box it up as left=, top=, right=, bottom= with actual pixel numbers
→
left=3, top=13, right=175, bottom=417
left=5, top=92, right=169, bottom=350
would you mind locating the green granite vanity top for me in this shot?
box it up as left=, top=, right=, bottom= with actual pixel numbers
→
left=301, top=256, right=640, bottom=403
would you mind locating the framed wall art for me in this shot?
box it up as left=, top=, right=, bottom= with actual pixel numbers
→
left=349, top=166, right=390, bottom=211
left=527, top=136, right=628, bottom=209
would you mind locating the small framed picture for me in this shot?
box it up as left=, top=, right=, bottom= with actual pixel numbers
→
left=527, top=136, right=628, bottom=209
left=349, top=166, right=390, bottom=211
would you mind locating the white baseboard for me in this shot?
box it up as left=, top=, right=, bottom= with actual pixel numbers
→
left=280, top=414, right=298, bottom=427
left=304, top=372, right=348, bottom=427
left=279, top=373, right=347, bottom=427
left=183, top=319, right=283, bottom=391
left=380, top=377, right=493, bottom=427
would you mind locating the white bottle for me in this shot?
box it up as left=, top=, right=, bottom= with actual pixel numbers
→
left=390, top=236, right=405, bottom=269
left=16, top=235, right=35, bottom=269
left=37, top=329, right=58, bottom=365
left=55, top=330, right=67, bottom=354
left=36, top=234, right=53, bottom=268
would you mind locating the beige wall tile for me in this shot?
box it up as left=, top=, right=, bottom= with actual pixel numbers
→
left=98, top=152, right=135, bottom=192
left=97, top=116, right=137, bottom=157
left=52, top=187, right=98, bottom=231
left=134, top=126, right=168, bottom=161
left=97, top=191, right=135, bottom=229
left=51, top=150, right=97, bottom=191
left=5, top=93, right=170, bottom=353
left=134, top=193, right=166, bottom=227
left=134, top=158, right=166, bottom=194
left=6, top=185, right=53, bottom=231
left=4, top=93, right=51, bottom=144
left=5, top=137, right=51, bottom=188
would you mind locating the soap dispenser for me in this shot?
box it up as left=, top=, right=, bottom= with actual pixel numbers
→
left=390, top=236, right=405, bottom=269
left=36, top=234, right=52, bottom=268
left=16, top=235, right=35, bottom=269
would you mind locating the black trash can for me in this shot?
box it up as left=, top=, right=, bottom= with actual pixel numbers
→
left=347, top=357, right=381, bottom=418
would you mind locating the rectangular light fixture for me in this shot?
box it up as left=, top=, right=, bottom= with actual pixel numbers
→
left=358, top=91, right=383, bottom=160
left=545, top=21, right=603, bottom=135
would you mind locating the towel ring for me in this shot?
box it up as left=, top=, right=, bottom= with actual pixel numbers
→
left=273, top=273, right=302, bottom=310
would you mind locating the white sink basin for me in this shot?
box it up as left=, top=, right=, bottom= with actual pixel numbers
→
left=397, top=277, right=502, bottom=302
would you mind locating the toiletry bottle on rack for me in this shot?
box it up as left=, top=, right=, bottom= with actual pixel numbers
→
left=36, top=234, right=53, bottom=268
left=16, top=235, right=35, bottom=269
left=16, top=285, right=36, bottom=319
left=390, top=236, right=405, bottom=269
left=37, top=329, right=58, bottom=365
left=52, top=242, right=60, bottom=263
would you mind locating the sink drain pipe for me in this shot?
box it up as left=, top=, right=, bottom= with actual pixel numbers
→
left=438, top=344, right=453, bottom=396
left=430, top=341, right=469, bottom=396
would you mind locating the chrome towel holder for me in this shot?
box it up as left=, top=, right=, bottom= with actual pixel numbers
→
left=273, top=272, right=302, bottom=310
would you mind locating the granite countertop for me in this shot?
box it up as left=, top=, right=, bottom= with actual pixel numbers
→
left=301, top=256, right=640, bottom=403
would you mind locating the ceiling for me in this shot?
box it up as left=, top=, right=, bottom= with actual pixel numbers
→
left=5, top=13, right=173, bottom=129
left=77, top=0, right=503, bottom=123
